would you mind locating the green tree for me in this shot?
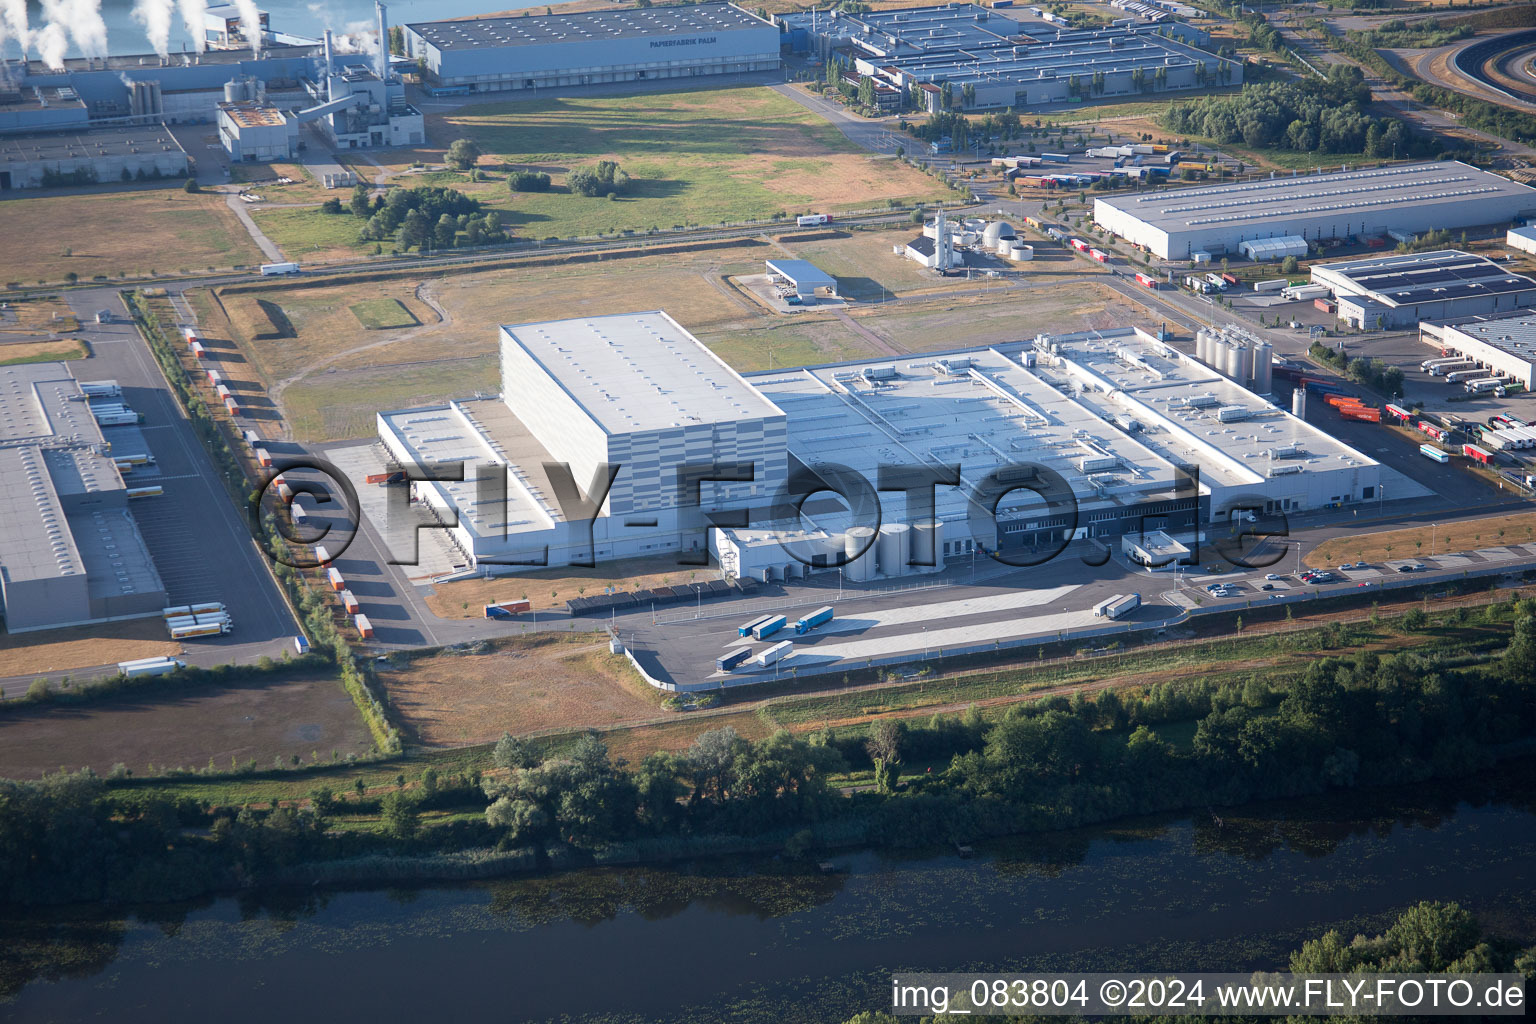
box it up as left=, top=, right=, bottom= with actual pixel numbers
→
left=444, top=137, right=482, bottom=171
left=350, top=183, right=372, bottom=217
left=380, top=791, right=419, bottom=840
left=433, top=212, right=457, bottom=249
left=1280, top=254, right=1300, bottom=275
left=493, top=731, right=540, bottom=771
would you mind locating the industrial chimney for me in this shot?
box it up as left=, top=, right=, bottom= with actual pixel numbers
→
left=323, top=29, right=334, bottom=100
left=375, top=1, right=390, bottom=82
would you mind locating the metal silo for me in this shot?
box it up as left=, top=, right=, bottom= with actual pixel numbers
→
left=844, top=526, right=876, bottom=582
left=1223, top=342, right=1246, bottom=382
left=912, top=520, right=945, bottom=571
left=1292, top=388, right=1307, bottom=418
left=877, top=523, right=911, bottom=576
left=1251, top=341, right=1273, bottom=394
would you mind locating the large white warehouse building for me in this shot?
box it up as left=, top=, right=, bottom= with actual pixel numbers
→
left=403, top=3, right=780, bottom=95
left=373, top=315, right=1381, bottom=577
left=1094, top=162, right=1536, bottom=260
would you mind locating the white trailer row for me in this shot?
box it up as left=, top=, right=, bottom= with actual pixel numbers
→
left=162, top=602, right=232, bottom=638
left=117, top=656, right=187, bottom=678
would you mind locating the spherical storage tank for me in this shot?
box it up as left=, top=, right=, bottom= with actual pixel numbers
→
left=877, top=523, right=911, bottom=576
left=912, top=520, right=945, bottom=571
left=982, top=221, right=1016, bottom=247
left=844, top=526, right=876, bottom=582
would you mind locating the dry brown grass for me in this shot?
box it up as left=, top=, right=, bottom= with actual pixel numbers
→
left=1306, top=512, right=1536, bottom=568
left=0, top=617, right=179, bottom=683
left=427, top=556, right=723, bottom=618
left=0, top=189, right=264, bottom=286
left=0, top=339, right=87, bottom=365
left=0, top=296, right=82, bottom=336
left=0, top=671, right=373, bottom=779
left=379, top=634, right=668, bottom=747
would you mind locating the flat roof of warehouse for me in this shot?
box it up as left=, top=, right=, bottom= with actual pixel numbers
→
left=1096, top=162, right=1536, bottom=232
left=1444, top=309, right=1536, bottom=362
left=1315, top=249, right=1536, bottom=308
left=500, top=311, right=784, bottom=436
left=0, top=123, right=186, bottom=162
left=406, top=2, right=770, bottom=49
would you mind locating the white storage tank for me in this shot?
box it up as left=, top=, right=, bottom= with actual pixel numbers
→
left=1223, top=342, right=1246, bottom=382
left=982, top=221, right=1016, bottom=247
left=911, top=519, right=945, bottom=571
left=877, top=523, right=911, bottom=576
left=845, top=526, right=876, bottom=582
left=1292, top=388, right=1307, bottom=418
left=1251, top=341, right=1273, bottom=394
left=1002, top=241, right=1034, bottom=261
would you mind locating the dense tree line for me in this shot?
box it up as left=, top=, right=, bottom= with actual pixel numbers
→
left=5, top=605, right=1536, bottom=906
left=1310, top=342, right=1405, bottom=397
left=1160, top=66, right=1428, bottom=157
left=1347, top=17, right=1472, bottom=49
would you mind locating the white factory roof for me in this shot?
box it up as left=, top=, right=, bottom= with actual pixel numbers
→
left=743, top=341, right=1192, bottom=524
left=1312, top=249, right=1536, bottom=308
left=377, top=399, right=566, bottom=543
left=0, top=363, right=159, bottom=599
left=766, top=259, right=836, bottom=289
left=1096, top=162, right=1536, bottom=233
left=1442, top=308, right=1536, bottom=363
left=1046, top=330, right=1376, bottom=487
left=499, top=311, right=784, bottom=436
left=407, top=2, right=767, bottom=49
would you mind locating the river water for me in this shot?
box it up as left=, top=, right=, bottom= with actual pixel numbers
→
left=3, top=769, right=1535, bottom=1023
left=10, top=0, right=550, bottom=63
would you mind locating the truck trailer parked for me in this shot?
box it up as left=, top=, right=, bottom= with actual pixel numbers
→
left=756, top=640, right=793, bottom=667
left=1093, top=593, right=1140, bottom=619
left=752, top=615, right=787, bottom=640
left=739, top=614, right=774, bottom=637
left=117, top=657, right=186, bottom=678
left=484, top=599, right=532, bottom=619
left=716, top=648, right=753, bottom=673
left=794, top=606, right=835, bottom=635
left=355, top=614, right=374, bottom=639
left=1420, top=444, right=1450, bottom=463
left=260, top=262, right=300, bottom=276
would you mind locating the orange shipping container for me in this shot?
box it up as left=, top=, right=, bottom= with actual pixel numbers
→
left=340, top=589, right=360, bottom=613
left=354, top=614, right=373, bottom=639
left=327, top=567, right=345, bottom=591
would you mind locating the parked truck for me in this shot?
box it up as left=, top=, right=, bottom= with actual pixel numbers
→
left=756, top=639, right=794, bottom=667
left=796, top=213, right=830, bottom=227
left=716, top=648, right=753, bottom=673
left=1093, top=593, right=1140, bottom=619
left=117, top=657, right=186, bottom=678
left=260, top=262, right=300, bottom=276
left=79, top=380, right=121, bottom=398
left=1089, top=248, right=1109, bottom=263
left=170, top=621, right=229, bottom=639
left=1465, top=377, right=1507, bottom=395
left=739, top=614, right=773, bottom=637
left=1445, top=369, right=1485, bottom=384
left=1134, top=272, right=1159, bottom=289
left=794, top=606, right=835, bottom=635
left=752, top=614, right=787, bottom=640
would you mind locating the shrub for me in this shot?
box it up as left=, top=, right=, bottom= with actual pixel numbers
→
left=183, top=177, right=199, bottom=193
left=567, top=160, right=630, bottom=198
left=508, top=170, right=551, bottom=192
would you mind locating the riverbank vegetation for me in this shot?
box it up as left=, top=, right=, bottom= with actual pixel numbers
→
left=4, top=593, right=1536, bottom=907
left=838, top=901, right=1536, bottom=1022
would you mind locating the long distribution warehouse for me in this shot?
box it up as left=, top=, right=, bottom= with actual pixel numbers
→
left=403, top=3, right=780, bottom=94
left=1093, top=161, right=1536, bottom=259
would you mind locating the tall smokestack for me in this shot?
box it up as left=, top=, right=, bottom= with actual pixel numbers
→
left=375, top=0, right=388, bottom=81
left=323, top=28, right=333, bottom=100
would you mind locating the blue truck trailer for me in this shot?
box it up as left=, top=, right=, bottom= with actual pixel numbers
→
left=716, top=648, right=753, bottom=672
left=752, top=615, right=787, bottom=640
left=739, top=614, right=773, bottom=637
left=794, top=606, right=835, bottom=635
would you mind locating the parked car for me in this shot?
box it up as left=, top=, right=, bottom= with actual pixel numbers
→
left=1265, top=573, right=1284, bottom=581
left=1260, top=583, right=1275, bottom=591
left=1352, top=561, right=1370, bottom=569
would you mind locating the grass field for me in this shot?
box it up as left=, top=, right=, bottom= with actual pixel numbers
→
left=1307, top=512, right=1536, bottom=567
left=378, top=634, right=666, bottom=747
left=0, top=339, right=87, bottom=365
left=283, top=355, right=498, bottom=441
left=350, top=298, right=419, bottom=330
left=0, top=671, right=374, bottom=779
left=0, top=617, right=178, bottom=685
left=254, top=86, right=953, bottom=259
left=0, top=189, right=264, bottom=287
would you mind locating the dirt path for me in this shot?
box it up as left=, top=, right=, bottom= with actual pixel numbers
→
left=267, top=280, right=453, bottom=418
left=834, top=309, right=901, bottom=356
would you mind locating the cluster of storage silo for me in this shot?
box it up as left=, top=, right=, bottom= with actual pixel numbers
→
left=1193, top=327, right=1273, bottom=395
left=840, top=521, right=946, bottom=580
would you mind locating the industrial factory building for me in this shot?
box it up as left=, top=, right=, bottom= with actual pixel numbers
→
left=0, top=122, right=189, bottom=189
left=780, top=3, right=1239, bottom=112
left=1310, top=250, right=1536, bottom=330
left=0, top=363, right=166, bottom=633
left=1093, top=162, right=1536, bottom=260
left=403, top=3, right=780, bottom=95
left=1422, top=310, right=1536, bottom=391
left=371, top=313, right=1380, bottom=579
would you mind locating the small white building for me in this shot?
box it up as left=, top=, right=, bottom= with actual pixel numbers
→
left=1239, top=236, right=1307, bottom=261
left=1508, top=225, right=1536, bottom=256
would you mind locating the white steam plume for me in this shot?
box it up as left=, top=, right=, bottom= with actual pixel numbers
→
left=0, top=0, right=33, bottom=59
left=177, top=0, right=208, bottom=53
left=33, top=22, right=68, bottom=69
left=333, top=19, right=380, bottom=57
left=37, top=0, right=109, bottom=65
left=230, top=0, right=262, bottom=55
left=131, top=0, right=175, bottom=58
